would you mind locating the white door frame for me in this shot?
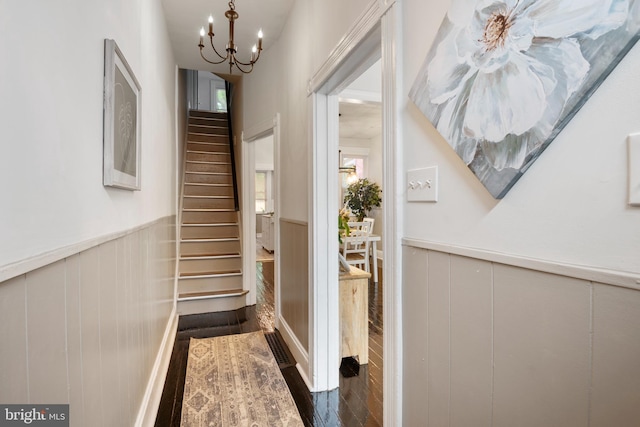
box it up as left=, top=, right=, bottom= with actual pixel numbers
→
left=242, top=115, right=281, bottom=326
left=308, top=1, right=402, bottom=425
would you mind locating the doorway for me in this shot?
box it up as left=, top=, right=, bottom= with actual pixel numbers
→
left=308, top=2, right=401, bottom=425
left=242, top=115, right=282, bottom=331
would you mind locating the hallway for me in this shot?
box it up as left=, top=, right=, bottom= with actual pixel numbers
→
left=155, top=260, right=383, bottom=426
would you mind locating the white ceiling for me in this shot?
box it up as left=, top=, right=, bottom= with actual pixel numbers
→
left=339, top=60, right=382, bottom=140
left=161, top=0, right=293, bottom=73
left=339, top=102, right=382, bottom=140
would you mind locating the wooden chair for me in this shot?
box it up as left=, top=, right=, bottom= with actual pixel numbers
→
left=342, top=221, right=373, bottom=272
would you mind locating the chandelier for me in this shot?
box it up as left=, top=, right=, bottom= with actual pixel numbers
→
left=198, top=0, right=263, bottom=74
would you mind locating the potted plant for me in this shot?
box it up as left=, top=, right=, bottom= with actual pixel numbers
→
left=343, top=178, right=382, bottom=221
left=338, top=208, right=351, bottom=271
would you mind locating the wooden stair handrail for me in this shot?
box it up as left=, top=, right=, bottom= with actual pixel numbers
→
left=225, top=81, right=240, bottom=212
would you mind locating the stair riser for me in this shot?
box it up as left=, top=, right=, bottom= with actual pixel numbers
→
left=180, top=240, right=241, bottom=256
left=182, top=210, right=237, bottom=224
left=187, top=133, right=230, bottom=144
left=178, top=275, right=243, bottom=294
left=181, top=225, right=239, bottom=239
left=186, top=162, right=231, bottom=174
left=187, top=140, right=229, bottom=151
left=185, top=173, right=232, bottom=185
left=188, top=125, right=229, bottom=136
left=190, top=117, right=227, bottom=127
left=177, top=294, right=246, bottom=316
left=186, top=151, right=230, bottom=163
left=184, top=185, right=234, bottom=197
left=183, top=198, right=235, bottom=210
left=179, top=257, right=242, bottom=275
left=190, top=111, right=228, bottom=120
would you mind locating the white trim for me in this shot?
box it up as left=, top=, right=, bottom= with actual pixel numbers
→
left=309, top=92, right=340, bottom=391
left=308, top=0, right=391, bottom=95
left=241, top=132, right=258, bottom=305
left=278, top=315, right=312, bottom=389
left=403, top=238, right=640, bottom=290
left=134, top=309, right=179, bottom=427
left=0, top=216, right=174, bottom=284
left=381, top=5, right=403, bottom=426
left=273, top=115, right=282, bottom=330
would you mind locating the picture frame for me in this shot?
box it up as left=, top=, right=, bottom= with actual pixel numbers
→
left=409, top=0, right=640, bottom=199
left=103, top=39, right=142, bottom=190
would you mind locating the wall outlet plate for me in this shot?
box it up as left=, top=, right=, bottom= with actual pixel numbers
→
left=629, top=133, right=640, bottom=206
left=407, top=166, right=438, bottom=202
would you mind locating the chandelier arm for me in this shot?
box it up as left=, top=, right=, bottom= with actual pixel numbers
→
left=199, top=48, right=229, bottom=65
left=233, top=61, right=254, bottom=74
left=234, top=49, right=261, bottom=67
left=209, top=36, right=228, bottom=61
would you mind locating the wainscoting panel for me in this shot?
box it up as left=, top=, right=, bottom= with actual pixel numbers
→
left=279, top=218, right=309, bottom=351
left=402, top=248, right=429, bottom=425
left=450, top=256, right=493, bottom=427
left=402, top=242, right=640, bottom=427
left=492, top=265, right=591, bottom=427
left=0, top=217, right=176, bottom=427
left=590, top=283, right=640, bottom=426
left=427, top=251, right=450, bottom=427
left=0, top=275, right=28, bottom=404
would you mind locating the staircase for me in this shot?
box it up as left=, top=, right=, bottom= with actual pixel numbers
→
left=177, top=110, right=247, bottom=315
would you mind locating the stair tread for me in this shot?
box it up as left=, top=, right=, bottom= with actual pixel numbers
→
left=187, top=142, right=228, bottom=145
left=181, top=237, right=239, bottom=242
left=179, top=270, right=242, bottom=278
left=182, top=223, right=238, bottom=226
left=185, top=171, right=231, bottom=175
left=187, top=150, right=230, bottom=155
left=184, top=183, right=232, bottom=187
left=180, top=253, right=241, bottom=260
left=186, top=160, right=231, bottom=165
left=182, top=209, right=235, bottom=213
left=178, top=288, right=248, bottom=301
left=183, top=197, right=233, bottom=201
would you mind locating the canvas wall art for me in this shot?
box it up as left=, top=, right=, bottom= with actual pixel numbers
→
left=410, top=0, right=640, bottom=198
left=103, top=39, right=142, bottom=190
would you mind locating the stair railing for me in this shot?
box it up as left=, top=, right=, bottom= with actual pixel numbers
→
left=225, top=81, right=240, bottom=211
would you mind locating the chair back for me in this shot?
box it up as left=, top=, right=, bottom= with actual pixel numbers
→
left=342, top=221, right=373, bottom=272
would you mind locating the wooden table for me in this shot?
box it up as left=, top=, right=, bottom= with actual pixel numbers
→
left=339, top=265, right=370, bottom=364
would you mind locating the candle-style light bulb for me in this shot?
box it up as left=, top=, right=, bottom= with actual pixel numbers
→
left=199, top=27, right=205, bottom=45
left=257, top=29, right=263, bottom=50
left=208, top=15, right=214, bottom=35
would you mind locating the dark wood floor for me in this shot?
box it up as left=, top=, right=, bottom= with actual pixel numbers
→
left=155, top=260, right=383, bottom=426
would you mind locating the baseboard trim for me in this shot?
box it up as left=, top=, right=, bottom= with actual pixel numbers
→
left=135, top=309, right=178, bottom=427
left=278, top=315, right=312, bottom=390
left=403, top=237, right=640, bottom=290
left=0, top=216, right=175, bottom=284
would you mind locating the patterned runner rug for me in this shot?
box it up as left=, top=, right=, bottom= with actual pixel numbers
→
left=180, top=331, right=304, bottom=427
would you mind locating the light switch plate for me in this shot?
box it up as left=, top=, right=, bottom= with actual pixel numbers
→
left=407, top=166, right=438, bottom=202
left=629, top=133, right=640, bottom=206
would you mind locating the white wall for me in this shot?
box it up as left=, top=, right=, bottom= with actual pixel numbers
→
left=244, top=0, right=375, bottom=222
left=196, top=71, right=226, bottom=111
left=255, top=134, right=274, bottom=170
left=0, top=0, right=177, bottom=270
left=402, top=0, right=640, bottom=275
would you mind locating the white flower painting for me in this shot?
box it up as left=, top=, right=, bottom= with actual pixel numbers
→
left=410, top=0, right=640, bottom=198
